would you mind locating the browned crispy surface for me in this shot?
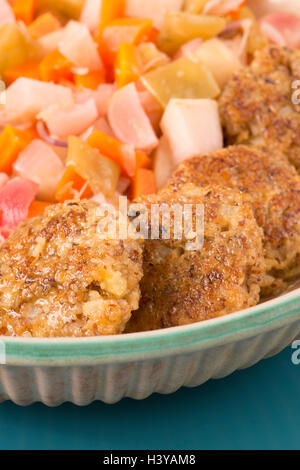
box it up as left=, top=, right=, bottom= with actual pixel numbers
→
left=126, top=183, right=265, bottom=332
left=169, top=145, right=300, bottom=295
left=0, top=200, right=143, bottom=337
left=219, top=45, right=300, bottom=170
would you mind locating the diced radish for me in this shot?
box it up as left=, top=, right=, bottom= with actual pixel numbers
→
left=259, top=12, right=300, bottom=48
left=108, top=83, right=159, bottom=152
left=125, top=0, right=184, bottom=30
left=76, top=83, right=116, bottom=116
left=0, top=173, right=8, bottom=190
left=39, top=99, right=98, bottom=139
left=0, top=0, right=15, bottom=26
left=59, top=20, right=103, bottom=71
left=80, top=0, right=102, bottom=32
left=0, top=177, right=38, bottom=237
left=154, top=136, right=174, bottom=189
left=4, top=78, right=74, bottom=124
left=39, top=28, right=66, bottom=54
left=203, top=0, right=245, bottom=16
left=174, top=38, right=203, bottom=60
left=14, top=140, right=64, bottom=202
left=161, top=98, right=223, bottom=166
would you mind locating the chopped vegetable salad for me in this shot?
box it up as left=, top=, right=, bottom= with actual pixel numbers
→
left=0, top=0, right=297, bottom=239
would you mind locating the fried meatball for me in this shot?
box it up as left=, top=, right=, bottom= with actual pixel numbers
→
left=126, top=183, right=265, bottom=332
left=219, top=45, right=300, bottom=171
left=169, top=145, right=300, bottom=295
left=0, top=200, right=143, bottom=337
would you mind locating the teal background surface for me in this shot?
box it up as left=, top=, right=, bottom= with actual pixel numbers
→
left=0, top=346, right=299, bottom=450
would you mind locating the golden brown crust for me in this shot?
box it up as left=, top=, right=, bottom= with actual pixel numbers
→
left=169, top=145, right=300, bottom=295
left=0, top=200, right=143, bottom=337
left=219, top=45, right=300, bottom=170
left=126, top=184, right=265, bottom=332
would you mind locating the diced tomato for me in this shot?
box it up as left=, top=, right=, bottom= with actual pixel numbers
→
left=259, top=12, right=300, bottom=48
left=108, top=83, right=159, bottom=152
left=12, top=0, right=37, bottom=25
left=0, top=125, right=33, bottom=175
left=3, top=61, right=41, bottom=85
left=129, top=168, right=157, bottom=200
left=39, top=50, right=74, bottom=83
left=13, top=139, right=64, bottom=202
left=74, top=70, right=106, bottom=90
left=0, top=177, right=38, bottom=238
left=55, top=165, right=92, bottom=202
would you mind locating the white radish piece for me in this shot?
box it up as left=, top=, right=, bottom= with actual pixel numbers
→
left=161, top=98, right=223, bottom=166
left=59, top=20, right=103, bottom=71
left=13, top=140, right=64, bottom=201
left=80, top=0, right=102, bottom=32
left=4, top=78, right=74, bottom=124
left=108, top=83, right=159, bottom=153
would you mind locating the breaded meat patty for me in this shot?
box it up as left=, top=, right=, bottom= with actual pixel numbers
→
left=0, top=200, right=143, bottom=337
left=219, top=45, right=300, bottom=171
left=126, top=184, right=265, bottom=332
left=169, top=145, right=300, bottom=295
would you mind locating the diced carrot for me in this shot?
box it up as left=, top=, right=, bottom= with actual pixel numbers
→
left=39, top=50, right=73, bottom=83
left=55, top=165, right=92, bottom=202
left=88, top=129, right=136, bottom=178
left=28, top=200, right=52, bottom=218
left=28, top=12, right=61, bottom=39
left=115, top=43, right=140, bottom=88
left=75, top=70, right=106, bottom=90
left=136, top=151, right=151, bottom=169
left=0, top=126, right=33, bottom=175
left=99, top=18, right=153, bottom=66
left=148, top=27, right=159, bottom=44
left=3, top=61, right=41, bottom=86
left=12, top=0, right=38, bottom=25
left=99, top=0, right=126, bottom=33
left=129, top=168, right=157, bottom=200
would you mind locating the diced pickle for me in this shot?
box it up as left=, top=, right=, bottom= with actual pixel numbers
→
left=158, top=12, right=227, bottom=55
left=67, top=137, right=120, bottom=198
left=238, top=6, right=268, bottom=54
left=183, top=0, right=208, bottom=14
left=0, top=24, right=41, bottom=75
left=37, top=0, right=84, bottom=20
left=141, top=57, right=220, bottom=108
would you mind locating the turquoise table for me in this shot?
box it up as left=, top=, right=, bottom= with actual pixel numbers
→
left=0, top=346, right=299, bottom=450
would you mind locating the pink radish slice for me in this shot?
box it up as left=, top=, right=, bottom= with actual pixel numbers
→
left=59, top=20, right=103, bottom=71
left=108, top=83, right=158, bottom=152
left=0, top=0, right=15, bottom=25
left=0, top=177, right=39, bottom=237
left=203, top=0, right=245, bottom=16
left=39, top=28, right=66, bottom=54
left=80, top=0, right=102, bottom=32
left=14, top=140, right=64, bottom=202
left=259, top=12, right=300, bottom=48
left=39, top=99, right=98, bottom=139
left=76, top=84, right=116, bottom=116
left=161, top=98, right=223, bottom=166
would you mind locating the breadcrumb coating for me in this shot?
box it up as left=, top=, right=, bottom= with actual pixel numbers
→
left=0, top=200, right=143, bottom=337
left=126, top=183, right=265, bottom=332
